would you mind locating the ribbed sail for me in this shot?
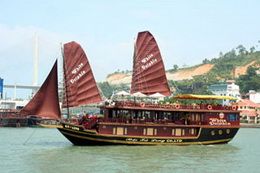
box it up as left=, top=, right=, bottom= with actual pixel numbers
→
left=130, top=31, right=171, bottom=96
left=62, top=41, right=102, bottom=108
left=20, top=60, right=61, bottom=119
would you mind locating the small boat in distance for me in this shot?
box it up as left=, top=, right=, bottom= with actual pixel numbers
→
left=0, top=108, right=27, bottom=127
left=0, top=61, right=61, bottom=127
left=58, top=31, right=240, bottom=145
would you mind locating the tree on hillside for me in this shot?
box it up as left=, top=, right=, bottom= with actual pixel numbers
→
left=236, top=66, right=260, bottom=94
left=247, top=66, right=257, bottom=76
left=219, top=52, right=223, bottom=58
left=210, top=58, right=218, bottom=63
left=172, top=64, right=179, bottom=71
left=224, top=49, right=236, bottom=59
left=98, top=82, right=113, bottom=98
left=250, top=46, right=256, bottom=53
left=202, top=58, right=210, bottom=64
left=236, top=45, right=247, bottom=55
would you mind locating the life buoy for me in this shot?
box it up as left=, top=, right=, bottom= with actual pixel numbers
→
left=207, top=105, right=213, bottom=110
left=232, top=105, right=237, bottom=111
left=140, top=102, right=145, bottom=108
left=175, top=104, right=180, bottom=109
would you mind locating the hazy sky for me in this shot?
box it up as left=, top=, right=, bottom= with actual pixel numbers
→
left=0, top=0, right=260, bottom=98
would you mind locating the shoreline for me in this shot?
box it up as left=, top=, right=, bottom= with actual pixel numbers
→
left=240, top=123, right=260, bottom=128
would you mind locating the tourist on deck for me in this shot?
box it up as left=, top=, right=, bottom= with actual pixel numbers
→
left=79, top=114, right=88, bottom=125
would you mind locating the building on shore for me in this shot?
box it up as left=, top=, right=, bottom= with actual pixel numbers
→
left=248, top=90, right=260, bottom=104
left=236, top=99, right=260, bottom=124
left=0, top=99, right=29, bottom=110
left=208, top=80, right=241, bottom=105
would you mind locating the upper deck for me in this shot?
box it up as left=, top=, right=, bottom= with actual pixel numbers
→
left=103, top=101, right=239, bottom=113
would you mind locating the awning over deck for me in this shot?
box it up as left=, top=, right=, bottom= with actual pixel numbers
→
left=173, top=94, right=237, bottom=100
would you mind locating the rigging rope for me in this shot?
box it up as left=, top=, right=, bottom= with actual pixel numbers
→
left=23, top=128, right=37, bottom=145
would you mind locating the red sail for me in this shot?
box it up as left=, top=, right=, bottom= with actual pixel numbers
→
left=130, top=31, right=171, bottom=96
left=20, top=60, right=61, bottom=119
left=62, top=41, right=102, bottom=108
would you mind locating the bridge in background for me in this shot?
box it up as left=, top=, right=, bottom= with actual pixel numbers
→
left=4, top=84, right=40, bottom=90
left=4, top=84, right=63, bottom=90
left=2, top=84, right=63, bottom=100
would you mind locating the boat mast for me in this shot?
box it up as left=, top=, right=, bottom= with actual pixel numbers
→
left=33, top=33, right=39, bottom=86
left=61, top=43, right=70, bottom=119
left=131, top=38, right=138, bottom=94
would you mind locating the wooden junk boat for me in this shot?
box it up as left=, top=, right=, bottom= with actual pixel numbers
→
left=57, top=31, right=240, bottom=145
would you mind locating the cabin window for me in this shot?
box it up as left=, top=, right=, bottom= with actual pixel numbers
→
left=154, top=129, right=157, bottom=135
left=113, top=127, right=126, bottom=135
left=164, top=112, right=172, bottom=120
left=228, top=114, right=237, bottom=121
left=108, top=110, right=113, bottom=118
left=117, top=127, right=124, bottom=135
left=144, top=111, right=151, bottom=119
left=195, top=113, right=201, bottom=121
left=207, top=112, right=215, bottom=116
left=182, top=129, right=185, bottom=136
left=125, top=128, right=127, bottom=135
left=190, top=113, right=195, bottom=121
left=172, top=112, right=182, bottom=122
left=175, top=128, right=182, bottom=136
left=147, top=128, right=154, bottom=135
left=110, top=109, right=137, bottom=120
left=190, top=128, right=195, bottom=135
left=143, top=128, right=157, bottom=135
left=112, top=110, right=117, bottom=118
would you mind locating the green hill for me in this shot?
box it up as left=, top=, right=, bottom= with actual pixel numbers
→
left=99, top=45, right=260, bottom=98
left=169, top=48, right=260, bottom=95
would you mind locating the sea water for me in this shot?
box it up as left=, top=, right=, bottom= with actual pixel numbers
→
left=0, top=128, right=260, bottom=173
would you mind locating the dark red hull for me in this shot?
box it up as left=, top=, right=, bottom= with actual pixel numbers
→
left=58, top=123, right=239, bottom=145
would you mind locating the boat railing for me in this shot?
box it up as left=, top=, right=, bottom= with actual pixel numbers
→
left=0, top=112, right=20, bottom=118
left=112, top=101, right=237, bottom=111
